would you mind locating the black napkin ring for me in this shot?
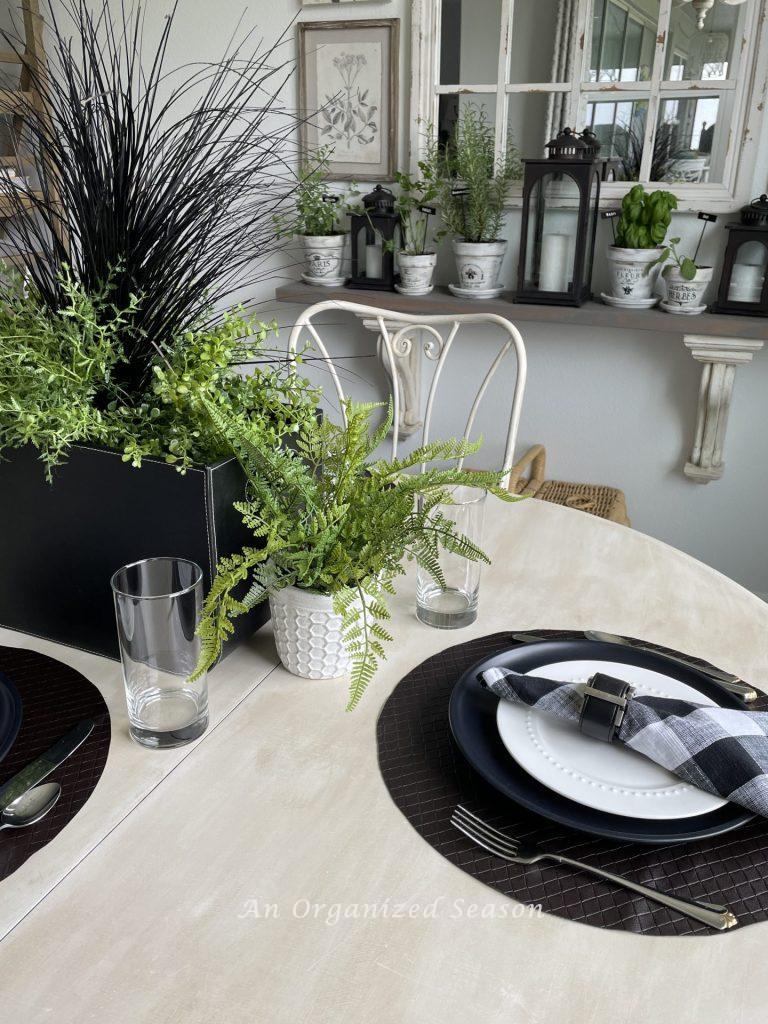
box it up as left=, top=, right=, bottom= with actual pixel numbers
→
left=579, top=672, right=634, bottom=743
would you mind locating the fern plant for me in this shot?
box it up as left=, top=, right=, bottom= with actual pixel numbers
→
left=195, top=400, right=519, bottom=710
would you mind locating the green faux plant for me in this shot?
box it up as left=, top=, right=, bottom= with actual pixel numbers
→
left=0, top=267, right=137, bottom=476
left=389, top=167, right=446, bottom=255
left=279, top=148, right=351, bottom=238
left=643, top=237, right=701, bottom=280
left=194, top=400, right=518, bottom=710
left=0, top=267, right=319, bottom=478
left=392, top=134, right=447, bottom=254
left=436, top=105, right=522, bottom=243
left=614, top=184, right=678, bottom=249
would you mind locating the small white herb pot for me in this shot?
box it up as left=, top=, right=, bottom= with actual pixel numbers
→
left=269, top=586, right=352, bottom=679
left=663, top=265, right=713, bottom=313
left=302, top=234, right=346, bottom=286
left=606, top=245, right=663, bottom=302
left=395, top=251, right=437, bottom=296
left=451, top=239, right=507, bottom=295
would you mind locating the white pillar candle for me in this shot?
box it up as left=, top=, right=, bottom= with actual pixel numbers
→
left=366, top=243, right=383, bottom=280
left=728, top=262, right=765, bottom=302
left=539, top=233, right=570, bottom=293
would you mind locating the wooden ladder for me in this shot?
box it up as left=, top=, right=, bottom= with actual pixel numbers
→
left=0, top=0, right=47, bottom=265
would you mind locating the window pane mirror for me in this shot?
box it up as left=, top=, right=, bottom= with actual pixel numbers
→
left=509, top=0, right=573, bottom=83
left=666, top=4, right=743, bottom=81
left=588, top=0, right=659, bottom=83
left=651, top=94, right=728, bottom=183
left=415, top=0, right=762, bottom=205
left=584, top=96, right=648, bottom=180
left=437, top=93, right=497, bottom=151
left=439, top=0, right=503, bottom=84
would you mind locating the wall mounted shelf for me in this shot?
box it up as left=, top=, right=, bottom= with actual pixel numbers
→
left=274, top=283, right=768, bottom=341
left=275, top=283, right=767, bottom=483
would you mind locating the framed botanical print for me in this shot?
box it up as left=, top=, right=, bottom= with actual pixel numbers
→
left=298, top=19, right=399, bottom=182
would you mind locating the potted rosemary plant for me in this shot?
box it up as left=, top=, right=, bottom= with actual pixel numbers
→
left=284, top=148, right=351, bottom=286
left=0, top=2, right=312, bottom=658
left=392, top=152, right=445, bottom=296
left=644, top=238, right=713, bottom=315
left=605, top=185, right=678, bottom=306
left=436, top=105, right=521, bottom=298
left=194, top=401, right=514, bottom=710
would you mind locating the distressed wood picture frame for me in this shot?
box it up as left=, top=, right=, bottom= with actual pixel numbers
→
left=299, top=19, right=399, bottom=181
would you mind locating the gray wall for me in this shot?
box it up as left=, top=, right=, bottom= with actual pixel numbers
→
left=118, top=0, right=768, bottom=595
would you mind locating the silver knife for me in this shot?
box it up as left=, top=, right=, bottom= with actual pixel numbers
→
left=511, top=632, right=758, bottom=703
left=0, top=719, right=94, bottom=812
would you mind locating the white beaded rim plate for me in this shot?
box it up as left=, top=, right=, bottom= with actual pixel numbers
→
left=495, top=659, right=728, bottom=820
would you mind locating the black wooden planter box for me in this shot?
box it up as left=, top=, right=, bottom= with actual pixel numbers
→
left=0, top=444, right=268, bottom=660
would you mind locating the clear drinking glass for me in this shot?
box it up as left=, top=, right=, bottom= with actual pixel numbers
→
left=416, top=486, right=487, bottom=629
left=111, top=557, right=209, bottom=749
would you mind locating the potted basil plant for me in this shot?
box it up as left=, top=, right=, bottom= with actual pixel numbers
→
left=645, top=238, right=713, bottom=315
left=437, top=105, right=521, bottom=298
left=606, top=185, right=678, bottom=306
left=194, top=400, right=516, bottom=710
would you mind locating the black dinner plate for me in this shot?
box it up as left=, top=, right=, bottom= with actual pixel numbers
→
left=0, top=669, right=23, bottom=764
left=449, top=638, right=755, bottom=844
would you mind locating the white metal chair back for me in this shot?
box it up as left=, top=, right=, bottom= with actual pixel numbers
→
left=287, top=300, right=527, bottom=487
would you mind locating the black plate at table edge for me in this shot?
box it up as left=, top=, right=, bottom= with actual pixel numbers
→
left=0, top=669, right=23, bottom=765
left=448, top=638, right=755, bottom=845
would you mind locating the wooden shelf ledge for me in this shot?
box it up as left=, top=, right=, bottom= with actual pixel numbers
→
left=274, top=282, right=768, bottom=342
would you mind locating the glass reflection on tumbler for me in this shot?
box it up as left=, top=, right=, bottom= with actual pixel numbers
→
left=111, top=557, right=208, bottom=748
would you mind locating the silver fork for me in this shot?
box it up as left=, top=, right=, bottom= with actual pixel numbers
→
left=451, top=805, right=737, bottom=931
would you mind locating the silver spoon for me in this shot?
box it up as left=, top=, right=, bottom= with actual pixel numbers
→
left=0, top=782, right=61, bottom=832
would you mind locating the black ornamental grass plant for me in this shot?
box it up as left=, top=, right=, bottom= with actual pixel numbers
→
left=0, top=1, right=327, bottom=476
left=0, top=0, right=302, bottom=395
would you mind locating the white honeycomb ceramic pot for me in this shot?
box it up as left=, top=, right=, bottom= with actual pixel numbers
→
left=269, top=586, right=352, bottom=679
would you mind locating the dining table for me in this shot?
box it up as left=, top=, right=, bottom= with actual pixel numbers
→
left=1, top=496, right=767, bottom=1024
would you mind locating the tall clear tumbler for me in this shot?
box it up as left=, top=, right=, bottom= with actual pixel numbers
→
left=416, top=486, right=487, bottom=629
left=111, top=557, right=209, bottom=748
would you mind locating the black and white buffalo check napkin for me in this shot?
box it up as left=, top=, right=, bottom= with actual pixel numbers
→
left=482, top=667, right=768, bottom=818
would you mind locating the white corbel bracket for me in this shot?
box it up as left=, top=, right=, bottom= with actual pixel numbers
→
left=684, top=334, right=764, bottom=483
left=357, top=316, right=423, bottom=438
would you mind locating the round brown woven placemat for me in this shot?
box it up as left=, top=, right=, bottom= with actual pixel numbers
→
left=376, top=630, right=768, bottom=936
left=0, top=645, right=110, bottom=882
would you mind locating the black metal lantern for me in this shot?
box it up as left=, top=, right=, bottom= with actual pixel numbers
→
left=348, top=185, right=401, bottom=291
left=711, top=195, right=768, bottom=317
left=582, top=128, right=621, bottom=182
left=515, top=128, right=603, bottom=307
